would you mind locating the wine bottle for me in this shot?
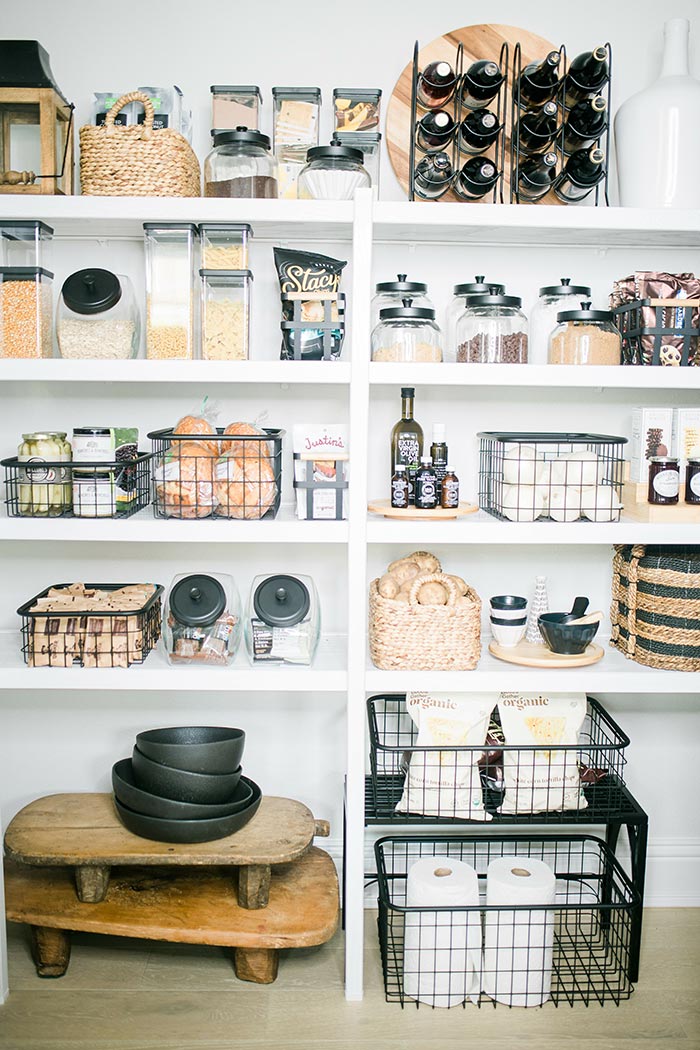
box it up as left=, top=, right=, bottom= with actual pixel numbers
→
left=460, top=59, right=505, bottom=109
left=517, top=150, right=557, bottom=202
left=564, top=46, right=609, bottom=106
left=563, top=96, right=607, bottom=154
left=430, top=423, right=448, bottom=497
left=417, top=110, right=456, bottom=152
left=517, top=51, right=561, bottom=108
left=454, top=157, right=499, bottom=200
left=552, top=146, right=606, bottom=202
left=417, top=61, right=457, bottom=109
left=414, top=152, right=453, bottom=199
left=458, top=109, right=501, bottom=156
left=516, top=101, right=559, bottom=154
left=390, top=387, right=423, bottom=505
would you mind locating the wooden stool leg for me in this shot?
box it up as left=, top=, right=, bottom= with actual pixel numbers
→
left=234, top=947, right=279, bottom=984
left=30, top=926, right=71, bottom=978
left=237, top=864, right=271, bottom=909
left=75, top=865, right=110, bottom=903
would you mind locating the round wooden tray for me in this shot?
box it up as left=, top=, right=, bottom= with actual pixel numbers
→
left=488, top=639, right=605, bottom=667
left=386, top=23, right=562, bottom=205
left=368, top=499, right=479, bottom=520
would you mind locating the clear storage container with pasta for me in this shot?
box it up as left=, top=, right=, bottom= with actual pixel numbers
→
left=200, top=269, right=252, bottom=361
left=143, top=222, right=198, bottom=360
left=199, top=222, right=252, bottom=270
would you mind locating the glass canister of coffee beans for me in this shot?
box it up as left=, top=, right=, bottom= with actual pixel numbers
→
left=204, top=128, right=278, bottom=199
left=685, top=459, right=700, bottom=504
left=455, top=291, right=528, bottom=364
left=648, top=457, right=680, bottom=505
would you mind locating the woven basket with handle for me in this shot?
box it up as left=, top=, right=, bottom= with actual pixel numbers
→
left=79, top=92, right=200, bottom=197
left=369, top=572, right=481, bottom=671
left=610, top=544, right=700, bottom=671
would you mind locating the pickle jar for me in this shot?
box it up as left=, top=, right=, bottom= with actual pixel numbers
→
left=143, top=223, right=199, bottom=360
left=371, top=274, right=432, bottom=330
left=246, top=573, right=320, bottom=666
left=371, top=300, right=443, bottom=363
left=548, top=303, right=621, bottom=365
left=529, top=278, right=591, bottom=365
left=455, top=292, right=528, bottom=363
left=199, top=269, right=253, bottom=361
left=17, top=431, right=72, bottom=516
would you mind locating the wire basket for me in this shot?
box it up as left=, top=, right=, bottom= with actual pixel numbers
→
left=376, top=833, right=637, bottom=1007
left=149, top=427, right=284, bottom=520
left=478, top=432, right=627, bottom=522
left=2, top=453, right=152, bottom=519
left=367, top=694, right=629, bottom=824
left=19, top=583, right=163, bottom=668
left=612, top=298, right=700, bottom=367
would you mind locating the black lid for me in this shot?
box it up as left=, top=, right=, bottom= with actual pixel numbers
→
left=254, top=574, right=310, bottom=628
left=467, top=293, right=522, bottom=308
left=453, top=277, right=505, bottom=296
left=212, top=127, right=271, bottom=149
left=198, top=268, right=254, bottom=280
left=170, top=574, right=227, bottom=628
left=0, top=266, right=53, bottom=280
left=72, top=427, right=111, bottom=434
left=375, top=273, right=427, bottom=294
left=199, top=222, right=253, bottom=235
left=380, top=299, right=436, bottom=320
left=272, top=86, right=321, bottom=101
left=333, top=87, right=382, bottom=101
left=61, top=268, right=122, bottom=315
left=401, top=387, right=415, bottom=396
left=210, top=85, right=262, bottom=100
left=143, top=222, right=198, bottom=233
left=1, top=220, right=54, bottom=238
left=307, top=143, right=364, bottom=164
left=539, top=277, right=591, bottom=297
left=556, top=300, right=615, bottom=322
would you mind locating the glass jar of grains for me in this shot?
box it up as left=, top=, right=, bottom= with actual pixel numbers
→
left=57, top=268, right=139, bottom=360
left=529, top=278, right=591, bottom=365
left=143, top=223, right=199, bottom=360
left=456, top=292, right=528, bottom=363
left=548, top=302, right=621, bottom=365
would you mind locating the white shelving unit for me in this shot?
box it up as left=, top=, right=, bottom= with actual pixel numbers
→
left=1, top=191, right=699, bottom=1005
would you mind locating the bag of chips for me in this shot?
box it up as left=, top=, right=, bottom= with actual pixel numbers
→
left=273, top=248, right=347, bottom=360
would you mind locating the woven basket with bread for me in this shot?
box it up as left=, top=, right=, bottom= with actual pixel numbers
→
left=369, top=551, right=481, bottom=671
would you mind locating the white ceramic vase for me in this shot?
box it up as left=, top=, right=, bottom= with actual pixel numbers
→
left=615, top=18, right=700, bottom=208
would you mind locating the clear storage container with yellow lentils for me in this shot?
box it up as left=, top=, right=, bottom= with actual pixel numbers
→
left=0, top=267, right=53, bottom=358
left=143, top=222, right=199, bottom=360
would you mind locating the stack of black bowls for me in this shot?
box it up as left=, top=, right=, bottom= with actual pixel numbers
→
left=112, top=726, right=261, bottom=843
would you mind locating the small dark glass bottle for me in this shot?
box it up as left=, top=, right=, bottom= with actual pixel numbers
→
left=414, top=456, right=438, bottom=510
left=517, top=150, right=557, bottom=202
left=414, top=152, right=453, bottom=199
left=685, top=459, right=700, bottom=504
left=516, top=101, right=559, bottom=154
left=390, top=465, right=409, bottom=509
left=564, top=46, right=609, bottom=106
left=417, top=110, right=456, bottom=152
left=552, top=146, right=605, bottom=202
left=517, top=51, right=561, bottom=108
left=441, top=468, right=460, bottom=509
left=460, top=60, right=505, bottom=110
left=417, top=61, right=457, bottom=109
left=454, top=158, right=499, bottom=200
left=563, top=96, right=607, bottom=154
left=458, top=109, right=501, bottom=156
left=430, top=423, right=448, bottom=498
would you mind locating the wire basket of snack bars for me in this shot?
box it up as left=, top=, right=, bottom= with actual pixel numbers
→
left=610, top=271, right=700, bottom=366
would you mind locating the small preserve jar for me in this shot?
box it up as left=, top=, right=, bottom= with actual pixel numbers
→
left=165, top=572, right=242, bottom=666
left=444, top=276, right=504, bottom=359
left=648, top=457, right=680, bottom=505
left=685, top=458, right=700, bottom=504
left=246, top=573, right=320, bottom=666
left=456, top=292, right=528, bottom=363
left=297, top=144, right=370, bottom=200
left=548, top=302, right=621, bottom=365
left=529, top=278, right=591, bottom=366
left=199, top=269, right=252, bottom=361
left=57, top=268, right=139, bottom=360
left=372, top=274, right=432, bottom=330
left=204, top=128, right=278, bottom=199
left=372, top=300, right=443, bottom=362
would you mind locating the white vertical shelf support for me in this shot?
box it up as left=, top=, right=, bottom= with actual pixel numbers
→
left=0, top=806, right=7, bottom=1003
left=344, top=188, right=373, bottom=1001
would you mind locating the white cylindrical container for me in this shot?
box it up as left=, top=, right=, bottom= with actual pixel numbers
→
left=72, top=427, right=113, bottom=465
left=72, top=470, right=116, bottom=518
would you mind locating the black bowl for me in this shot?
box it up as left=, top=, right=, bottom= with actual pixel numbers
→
left=490, top=595, right=527, bottom=611
left=132, top=746, right=242, bottom=804
left=135, top=726, right=245, bottom=775
left=113, top=778, right=262, bottom=844
left=112, top=759, right=253, bottom=820
left=538, top=612, right=600, bottom=655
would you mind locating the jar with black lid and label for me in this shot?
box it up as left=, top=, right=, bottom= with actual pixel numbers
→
left=685, top=459, right=700, bottom=504
left=246, top=573, right=320, bottom=665
left=648, top=457, right=680, bottom=504
left=165, top=572, right=241, bottom=665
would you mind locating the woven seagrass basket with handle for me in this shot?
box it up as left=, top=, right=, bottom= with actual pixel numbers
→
left=369, top=572, right=481, bottom=671
left=79, top=91, right=200, bottom=197
left=610, top=544, right=700, bottom=671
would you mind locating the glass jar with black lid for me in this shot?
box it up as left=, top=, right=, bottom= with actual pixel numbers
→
left=297, top=143, right=370, bottom=200
left=57, top=268, right=139, bottom=360
left=204, top=127, right=278, bottom=199
left=246, top=573, right=320, bottom=666
left=529, top=277, right=592, bottom=365
left=455, top=291, right=528, bottom=364
left=548, top=302, right=621, bottom=366
left=165, top=572, right=241, bottom=666
left=445, top=277, right=506, bottom=359
left=371, top=274, right=433, bottom=329
left=371, top=299, right=443, bottom=362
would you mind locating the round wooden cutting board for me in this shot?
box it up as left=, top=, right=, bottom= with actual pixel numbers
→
left=387, top=23, right=564, bottom=205
left=367, top=499, right=479, bottom=519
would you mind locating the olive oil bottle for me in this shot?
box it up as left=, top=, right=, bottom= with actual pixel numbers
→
left=390, top=387, right=423, bottom=505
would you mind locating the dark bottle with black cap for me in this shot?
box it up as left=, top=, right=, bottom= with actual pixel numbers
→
left=516, top=101, right=559, bottom=154
left=417, top=61, right=458, bottom=109
left=552, top=146, right=606, bottom=202
left=57, top=268, right=140, bottom=359
left=564, top=47, right=610, bottom=106
left=415, top=456, right=439, bottom=510
left=390, top=386, right=424, bottom=505
left=517, top=150, right=557, bottom=202
left=563, top=96, right=607, bottom=154
left=454, top=157, right=500, bottom=200
left=516, top=52, right=562, bottom=108
left=417, top=110, right=456, bottom=152
left=414, top=151, right=453, bottom=199
left=460, top=60, right=505, bottom=110
left=458, top=109, right=502, bottom=156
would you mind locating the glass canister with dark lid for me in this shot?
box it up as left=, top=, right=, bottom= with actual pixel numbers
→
left=57, top=267, right=139, bottom=360
left=165, top=571, right=241, bottom=665
left=371, top=274, right=433, bottom=329
left=371, top=299, right=443, bottom=362
left=445, top=276, right=505, bottom=359
left=529, top=277, right=591, bottom=365
left=204, top=127, right=278, bottom=198
left=246, top=572, right=320, bottom=665
left=456, top=290, right=528, bottom=363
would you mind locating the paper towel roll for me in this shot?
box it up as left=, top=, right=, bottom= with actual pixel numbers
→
left=482, top=857, right=556, bottom=1007
left=403, top=856, right=481, bottom=1008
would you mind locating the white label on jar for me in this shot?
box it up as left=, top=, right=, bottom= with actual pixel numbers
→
left=73, top=475, right=116, bottom=517
left=72, top=431, right=113, bottom=463
left=18, top=456, right=57, bottom=483
left=653, top=469, right=680, bottom=498
left=690, top=473, right=700, bottom=497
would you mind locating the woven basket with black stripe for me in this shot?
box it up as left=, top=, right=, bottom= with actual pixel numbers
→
left=610, top=544, right=700, bottom=671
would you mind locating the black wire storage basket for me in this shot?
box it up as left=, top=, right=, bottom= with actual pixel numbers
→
left=478, top=432, right=627, bottom=523
left=375, top=833, right=638, bottom=1008
left=18, top=583, right=163, bottom=668
left=148, top=427, right=284, bottom=521
left=367, top=694, right=629, bottom=825
left=2, top=453, right=152, bottom=519
left=612, top=298, right=700, bottom=367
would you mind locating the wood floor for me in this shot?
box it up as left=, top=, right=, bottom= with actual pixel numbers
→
left=0, top=909, right=698, bottom=1049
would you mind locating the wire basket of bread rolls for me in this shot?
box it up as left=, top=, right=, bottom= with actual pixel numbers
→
left=149, top=415, right=284, bottom=521
left=369, top=551, right=481, bottom=671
